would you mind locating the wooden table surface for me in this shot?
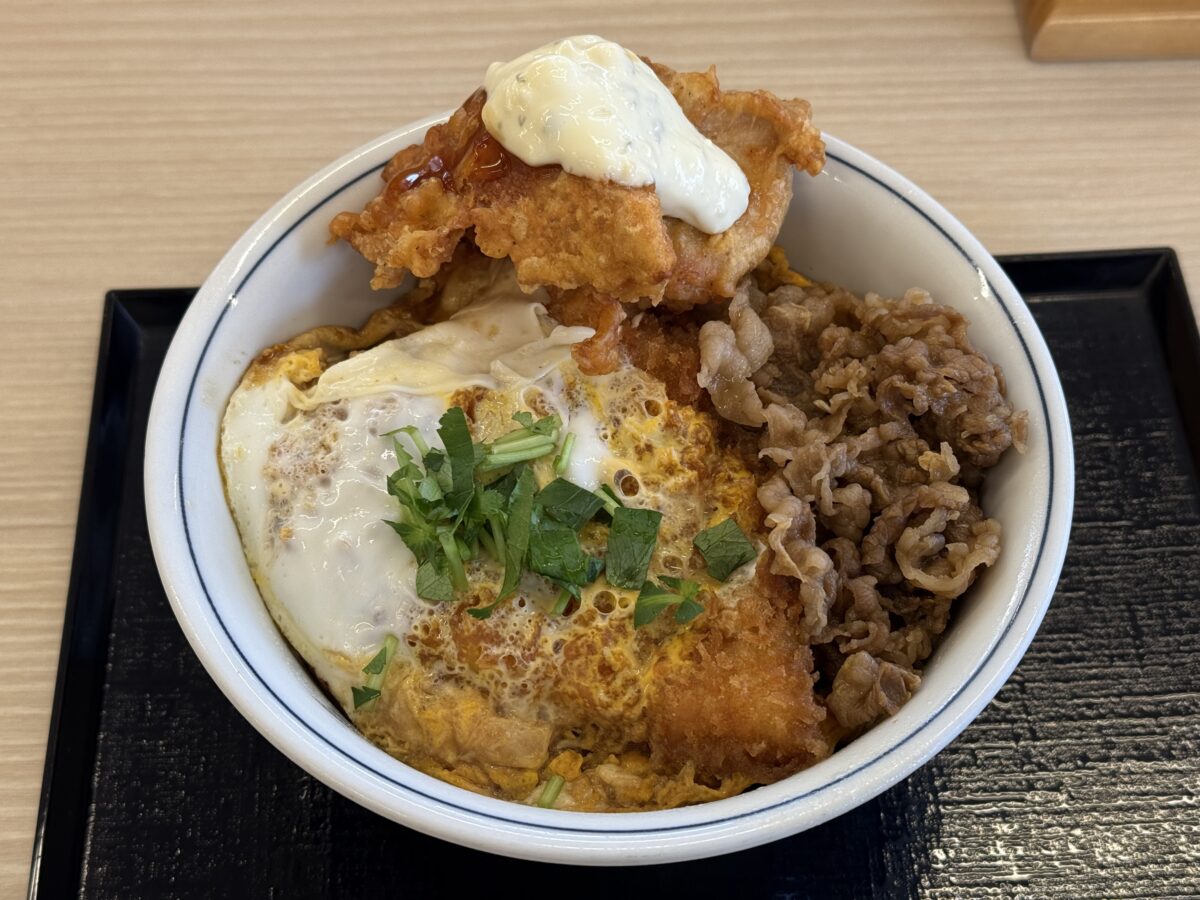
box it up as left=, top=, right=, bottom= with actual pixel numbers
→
left=1, top=0, right=1198, bottom=892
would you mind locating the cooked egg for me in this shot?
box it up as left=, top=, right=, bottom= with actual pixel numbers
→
left=219, top=263, right=763, bottom=809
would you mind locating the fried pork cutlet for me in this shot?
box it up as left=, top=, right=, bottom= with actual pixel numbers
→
left=646, top=567, right=831, bottom=785
left=330, top=61, right=824, bottom=310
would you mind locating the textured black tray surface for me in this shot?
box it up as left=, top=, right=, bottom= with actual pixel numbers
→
left=30, top=251, right=1200, bottom=899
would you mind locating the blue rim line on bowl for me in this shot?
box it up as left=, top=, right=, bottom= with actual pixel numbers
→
left=173, top=145, right=1056, bottom=836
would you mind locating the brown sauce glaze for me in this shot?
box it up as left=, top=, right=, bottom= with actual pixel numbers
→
left=390, top=118, right=516, bottom=195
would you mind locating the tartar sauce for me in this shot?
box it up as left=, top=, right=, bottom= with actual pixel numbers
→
left=481, top=35, right=750, bottom=234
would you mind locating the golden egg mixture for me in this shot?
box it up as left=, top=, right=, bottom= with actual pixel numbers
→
left=219, top=265, right=826, bottom=812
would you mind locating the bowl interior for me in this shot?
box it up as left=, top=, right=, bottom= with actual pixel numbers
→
left=148, top=124, right=1065, bottom=864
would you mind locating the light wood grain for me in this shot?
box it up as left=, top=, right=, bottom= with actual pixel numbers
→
left=1, top=0, right=1199, bottom=892
left=1021, top=0, right=1200, bottom=60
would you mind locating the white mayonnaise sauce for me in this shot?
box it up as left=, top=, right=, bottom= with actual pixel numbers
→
left=481, top=34, right=750, bottom=234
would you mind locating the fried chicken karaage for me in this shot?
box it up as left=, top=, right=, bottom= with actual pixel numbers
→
left=330, top=61, right=823, bottom=310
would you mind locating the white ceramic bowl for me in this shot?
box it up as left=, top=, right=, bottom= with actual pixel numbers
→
left=145, top=114, right=1074, bottom=866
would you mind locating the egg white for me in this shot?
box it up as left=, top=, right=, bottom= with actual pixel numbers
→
left=220, top=275, right=600, bottom=670
left=218, top=264, right=768, bottom=811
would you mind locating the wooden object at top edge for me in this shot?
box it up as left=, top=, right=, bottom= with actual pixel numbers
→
left=1019, top=0, right=1200, bottom=60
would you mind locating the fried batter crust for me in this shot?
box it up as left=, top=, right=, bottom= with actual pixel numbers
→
left=649, top=63, right=824, bottom=308
left=330, top=62, right=823, bottom=308
left=646, top=565, right=830, bottom=783
left=330, top=89, right=674, bottom=299
left=544, top=288, right=707, bottom=404
left=544, top=287, right=628, bottom=376
left=620, top=312, right=704, bottom=405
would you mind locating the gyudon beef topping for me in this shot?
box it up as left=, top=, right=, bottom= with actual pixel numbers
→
left=698, top=272, right=1026, bottom=733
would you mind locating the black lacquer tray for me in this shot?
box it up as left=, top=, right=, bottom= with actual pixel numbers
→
left=29, top=251, right=1200, bottom=898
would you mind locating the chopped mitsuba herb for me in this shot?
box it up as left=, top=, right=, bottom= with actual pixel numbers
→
left=485, top=463, right=524, bottom=502
left=593, top=484, right=624, bottom=517
left=658, top=576, right=704, bottom=624
left=537, top=774, right=566, bottom=808
left=528, top=509, right=591, bottom=587
left=455, top=534, right=474, bottom=562
left=512, top=410, right=558, bottom=435
left=477, top=412, right=561, bottom=472
left=436, top=407, right=476, bottom=515
left=384, top=426, right=464, bottom=604
left=499, top=467, right=537, bottom=599
left=385, top=409, right=575, bottom=617
left=361, top=649, right=388, bottom=676
left=478, top=527, right=498, bottom=559
left=474, top=487, right=506, bottom=519
left=383, top=405, right=747, bottom=628
left=467, top=600, right=499, bottom=620
left=605, top=506, right=662, bottom=589
left=634, top=577, right=703, bottom=628
left=536, top=478, right=604, bottom=530
left=553, top=432, right=576, bottom=476
left=586, top=555, right=605, bottom=583
left=397, top=425, right=430, bottom=458
left=550, top=587, right=572, bottom=616
left=352, top=685, right=381, bottom=710
left=354, top=633, right=400, bottom=708
left=361, top=634, right=399, bottom=678
left=383, top=518, right=438, bottom=564
left=693, top=517, right=757, bottom=581
left=416, top=557, right=454, bottom=603
left=437, top=529, right=469, bottom=592
left=422, top=448, right=445, bottom=472
left=548, top=555, right=601, bottom=602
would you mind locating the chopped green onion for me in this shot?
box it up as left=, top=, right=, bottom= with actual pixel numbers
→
left=537, top=774, right=566, bottom=808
